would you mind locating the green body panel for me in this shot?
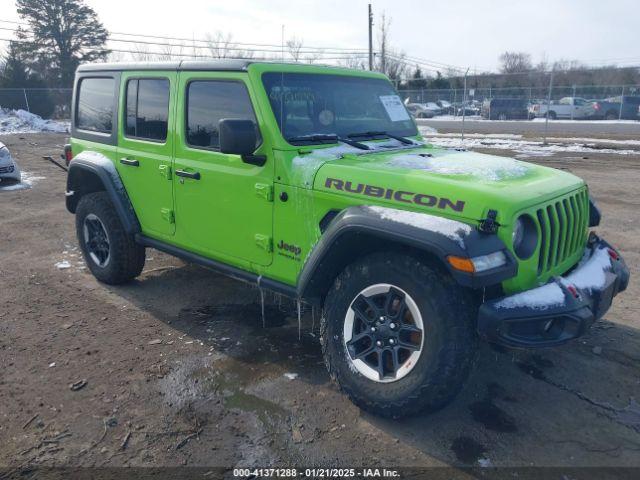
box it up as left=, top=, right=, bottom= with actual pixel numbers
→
left=71, top=62, right=591, bottom=296
left=117, top=71, right=177, bottom=237
left=170, top=71, right=274, bottom=267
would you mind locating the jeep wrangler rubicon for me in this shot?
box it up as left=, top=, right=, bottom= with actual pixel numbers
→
left=65, top=60, right=629, bottom=418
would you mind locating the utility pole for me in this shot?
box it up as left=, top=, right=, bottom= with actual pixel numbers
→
left=368, top=4, right=373, bottom=71
left=543, top=69, right=554, bottom=145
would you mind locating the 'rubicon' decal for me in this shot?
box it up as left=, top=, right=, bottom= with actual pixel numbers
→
left=324, top=178, right=465, bottom=212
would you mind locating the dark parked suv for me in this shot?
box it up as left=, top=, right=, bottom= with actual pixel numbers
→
left=481, top=98, right=529, bottom=120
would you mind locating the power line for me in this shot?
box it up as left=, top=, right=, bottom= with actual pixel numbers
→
left=0, top=19, right=369, bottom=53
left=0, top=36, right=371, bottom=61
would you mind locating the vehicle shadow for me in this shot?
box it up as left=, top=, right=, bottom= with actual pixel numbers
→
left=109, top=261, right=640, bottom=469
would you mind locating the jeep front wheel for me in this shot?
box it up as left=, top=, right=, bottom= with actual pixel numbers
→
left=321, top=252, right=478, bottom=418
left=76, top=192, right=145, bottom=284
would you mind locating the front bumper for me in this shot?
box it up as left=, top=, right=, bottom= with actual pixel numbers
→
left=478, top=236, right=629, bottom=348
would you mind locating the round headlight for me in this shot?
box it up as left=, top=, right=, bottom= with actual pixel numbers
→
left=512, top=214, right=538, bottom=259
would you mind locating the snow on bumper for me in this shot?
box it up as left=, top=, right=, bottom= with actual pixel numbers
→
left=477, top=236, right=629, bottom=348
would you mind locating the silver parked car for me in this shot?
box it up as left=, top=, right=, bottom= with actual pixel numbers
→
left=405, top=103, right=436, bottom=118
left=0, top=142, right=21, bottom=185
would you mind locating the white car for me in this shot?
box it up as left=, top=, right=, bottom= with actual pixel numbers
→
left=0, top=141, right=21, bottom=184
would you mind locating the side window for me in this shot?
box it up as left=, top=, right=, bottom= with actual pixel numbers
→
left=76, top=77, right=115, bottom=133
left=186, top=80, right=259, bottom=149
left=124, top=78, right=170, bottom=141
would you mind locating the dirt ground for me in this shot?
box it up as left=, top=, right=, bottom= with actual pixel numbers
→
left=1, top=132, right=639, bottom=477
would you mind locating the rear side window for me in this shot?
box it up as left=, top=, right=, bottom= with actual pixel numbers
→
left=125, top=78, right=170, bottom=141
left=186, top=81, right=258, bottom=149
left=76, top=78, right=115, bottom=133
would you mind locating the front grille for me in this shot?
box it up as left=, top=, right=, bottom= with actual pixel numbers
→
left=0, top=165, right=15, bottom=174
left=535, top=189, right=588, bottom=275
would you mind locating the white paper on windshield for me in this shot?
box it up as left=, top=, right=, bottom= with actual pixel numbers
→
left=379, top=95, right=410, bottom=122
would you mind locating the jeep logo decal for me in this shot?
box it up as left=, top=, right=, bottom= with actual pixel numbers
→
left=277, top=240, right=302, bottom=257
left=324, top=178, right=465, bottom=212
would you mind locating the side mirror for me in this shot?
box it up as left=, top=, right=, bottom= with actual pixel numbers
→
left=219, top=119, right=257, bottom=156
left=218, top=119, right=265, bottom=166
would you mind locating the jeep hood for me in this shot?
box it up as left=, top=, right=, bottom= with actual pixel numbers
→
left=312, top=144, right=585, bottom=224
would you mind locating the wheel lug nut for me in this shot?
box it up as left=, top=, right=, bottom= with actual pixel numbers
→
left=389, top=339, right=395, bottom=345
left=389, top=323, right=396, bottom=329
left=379, top=316, right=385, bottom=322
left=376, top=340, right=383, bottom=347
left=370, top=327, right=376, bottom=332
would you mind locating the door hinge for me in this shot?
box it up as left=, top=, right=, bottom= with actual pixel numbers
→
left=161, top=208, right=175, bottom=224
left=255, top=183, right=273, bottom=202
left=254, top=234, right=273, bottom=252
left=159, top=164, right=172, bottom=180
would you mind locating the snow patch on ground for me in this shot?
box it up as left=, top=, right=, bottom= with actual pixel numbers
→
left=419, top=127, right=640, bottom=157
left=420, top=115, right=640, bottom=125
left=367, top=205, right=471, bottom=248
left=385, top=153, right=529, bottom=181
left=0, top=109, right=69, bottom=133
left=0, top=171, right=45, bottom=191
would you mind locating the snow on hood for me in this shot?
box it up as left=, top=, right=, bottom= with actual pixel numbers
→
left=0, top=108, right=69, bottom=134
left=384, top=152, right=530, bottom=181
left=367, top=205, right=472, bottom=248
left=291, top=139, right=410, bottom=185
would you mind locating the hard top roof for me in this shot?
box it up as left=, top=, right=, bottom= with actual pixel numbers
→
left=76, top=59, right=366, bottom=73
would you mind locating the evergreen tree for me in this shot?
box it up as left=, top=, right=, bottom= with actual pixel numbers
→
left=15, top=0, right=110, bottom=87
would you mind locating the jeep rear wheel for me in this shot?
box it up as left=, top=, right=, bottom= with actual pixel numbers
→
left=321, top=252, right=478, bottom=418
left=76, top=192, right=145, bottom=284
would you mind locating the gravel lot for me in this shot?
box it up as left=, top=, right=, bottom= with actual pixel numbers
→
left=1, top=132, right=639, bottom=477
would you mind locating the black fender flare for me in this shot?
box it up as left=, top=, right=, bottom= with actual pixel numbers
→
left=297, top=206, right=517, bottom=304
left=65, top=152, right=140, bottom=234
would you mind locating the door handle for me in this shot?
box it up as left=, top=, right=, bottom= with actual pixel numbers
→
left=120, top=157, right=139, bottom=167
left=175, top=169, right=201, bottom=180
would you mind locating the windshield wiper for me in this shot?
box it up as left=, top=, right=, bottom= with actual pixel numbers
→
left=348, top=131, right=416, bottom=145
left=286, top=134, right=370, bottom=150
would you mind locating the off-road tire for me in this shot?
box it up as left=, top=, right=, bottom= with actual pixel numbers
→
left=320, top=252, right=478, bottom=418
left=76, top=192, right=145, bottom=284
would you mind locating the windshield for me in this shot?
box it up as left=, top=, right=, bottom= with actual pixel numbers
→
left=262, top=72, right=417, bottom=144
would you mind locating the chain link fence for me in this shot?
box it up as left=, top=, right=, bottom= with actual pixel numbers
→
left=0, top=88, right=72, bottom=119
left=397, top=84, right=640, bottom=121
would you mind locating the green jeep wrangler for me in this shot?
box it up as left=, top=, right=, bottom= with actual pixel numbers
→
left=65, top=60, right=629, bottom=418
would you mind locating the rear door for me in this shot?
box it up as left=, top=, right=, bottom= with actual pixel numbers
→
left=116, top=71, right=176, bottom=238
left=172, top=72, right=274, bottom=266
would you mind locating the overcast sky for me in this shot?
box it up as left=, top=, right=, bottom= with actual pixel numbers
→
left=3, top=0, right=639, bottom=72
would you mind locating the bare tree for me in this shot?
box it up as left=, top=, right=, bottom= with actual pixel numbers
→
left=206, top=31, right=235, bottom=58
left=499, top=52, right=533, bottom=74
left=340, top=55, right=367, bottom=70
left=131, top=44, right=153, bottom=62
left=286, top=36, right=304, bottom=62
left=377, top=12, right=391, bottom=74
left=303, top=51, right=322, bottom=64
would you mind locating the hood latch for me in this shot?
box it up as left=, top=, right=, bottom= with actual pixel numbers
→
left=479, top=210, right=500, bottom=234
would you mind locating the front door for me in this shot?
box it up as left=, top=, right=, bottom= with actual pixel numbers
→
left=117, top=72, right=176, bottom=238
left=172, top=73, right=274, bottom=266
